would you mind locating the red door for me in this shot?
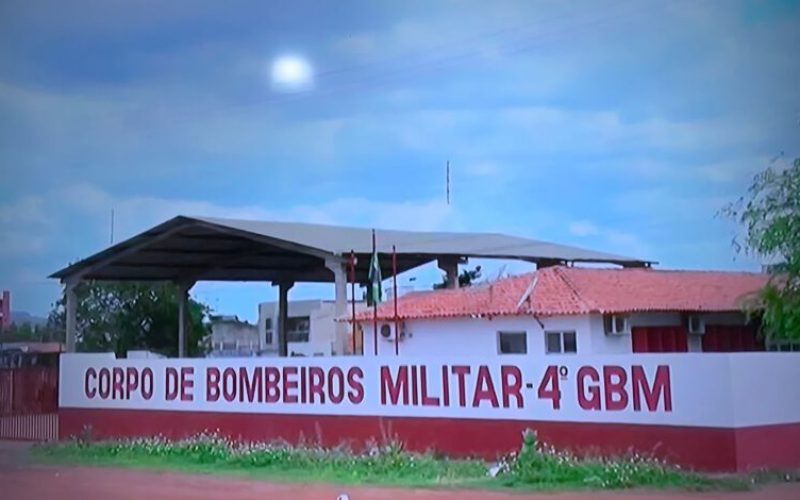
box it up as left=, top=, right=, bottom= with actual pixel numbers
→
left=702, top=325, right=763, bottom=352
left=632, top=327, right=689, bottom=353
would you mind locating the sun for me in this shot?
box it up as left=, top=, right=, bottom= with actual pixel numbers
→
left=270, top=55, right=314, bottom=92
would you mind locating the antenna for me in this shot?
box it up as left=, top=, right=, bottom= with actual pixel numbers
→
left=110, top=209, right=115, bottom=244
left=446, top=160, right=450, bottom=205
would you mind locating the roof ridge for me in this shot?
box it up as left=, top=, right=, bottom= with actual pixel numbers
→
left=552, top=266, right=595, bottom=313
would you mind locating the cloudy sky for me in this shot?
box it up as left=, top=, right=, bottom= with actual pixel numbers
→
left=1, top=0, right=798, bottom=320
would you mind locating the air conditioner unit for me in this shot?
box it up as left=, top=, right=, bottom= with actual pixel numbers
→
left=604, top=314, right=630, bottom=336
left=378, top=322, right=406, bottom=341
left=687, top=315, right=706, bottom=335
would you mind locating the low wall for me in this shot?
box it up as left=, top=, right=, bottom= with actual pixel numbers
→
left=58, top=353, right=800, bottom=472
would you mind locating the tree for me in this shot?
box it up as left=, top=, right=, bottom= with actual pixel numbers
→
left=49, top=282, right=212, bottom=357
left=724, top=156, right=800, bottom=340
left=434, top=265, right=482, bottom=290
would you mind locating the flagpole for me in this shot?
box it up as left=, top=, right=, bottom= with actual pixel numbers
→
left=392, top=244, right=399, bottom=356
left=372, top=229, right=378, bottom=357
left=350, top=249, right=357, bottom=355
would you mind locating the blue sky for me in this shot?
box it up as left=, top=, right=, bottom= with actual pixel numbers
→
left=1, top=0, right=799, bottom=321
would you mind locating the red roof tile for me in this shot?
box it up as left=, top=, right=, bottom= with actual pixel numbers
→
left=354, top=266, right=768, bottom=321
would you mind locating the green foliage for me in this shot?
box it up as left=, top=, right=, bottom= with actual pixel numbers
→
left=48, top=282, right=212, bottom=357
left=495, top=430, right=720, bottom=490
left=723, top=157, right=800, bottom=339
left=1, top=322, right=62, bottom=343
left=33, top=431, right=738, bottom=491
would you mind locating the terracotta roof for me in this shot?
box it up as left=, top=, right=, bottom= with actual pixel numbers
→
left=353, top=266, right=769, bottom=321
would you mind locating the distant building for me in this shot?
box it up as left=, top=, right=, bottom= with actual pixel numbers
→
left=207, top=315, right=263, bottom=358
left=0, top=290, right=10, bottom=331
left=259, top=299, right=368, bottom=357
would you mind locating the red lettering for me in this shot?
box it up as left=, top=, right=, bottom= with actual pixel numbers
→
left=451, top=365, right=470, bottom=406
left=112, top=367, right=124, bottom=399
left=240, top=367, right=263, bottom=403
left=300, top=366, right=307, bottom=404
left=283, top=367, right=298, bottom=403
left=141, top=368, right=154, bottom=400
left=265, top=367, right=280, bottom=403
left=410, top=366, right=419, bottom=406
left=328, top=367, right=345, bottom=404
left=419, top=366, right=440, bottom=406
left=84, top=368, right=97, bottom=398
left=222, top=367, right=237, bottom=402
left=98, top=368, right=110, bottom=399
left=441, top=365, right=450, bottom=406
left=380, top=366, right=408, bottom=405
left=472, top=365, right=499, bottom=407
left=180, top=367, right=194, bottom=402
left=309, top=367, right=325, bottom=404
left=603, top=365, right=628, bottom=411
left=125, top=367, right=139, bottom=399
left=631, top=365, right=672, bottom=412
left=165, top=367, right=179, bottom=401
left=501, top=365, right=523, bottom=408
left=538, top=365, right=561, bottom=409
left=206, top=367, right=221, bottom=402
left=577, top=366, right=600, bottom=410
left=347, top=367, right=364, bottom=404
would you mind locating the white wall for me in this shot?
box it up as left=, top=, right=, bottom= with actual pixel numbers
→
left=362, top=315, right=594, bottom=358
left=359, top=311, right=752, bottom=358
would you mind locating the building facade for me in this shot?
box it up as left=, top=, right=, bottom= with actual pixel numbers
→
left=355, top=266, right=775, bottom=357
left=207, top=315, right=263, bottom=357
left=259, top=299, right=367, bottom=357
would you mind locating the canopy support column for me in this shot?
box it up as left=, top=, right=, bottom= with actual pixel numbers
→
left=176, top=281, right=195, bottom=358
left=276, top=281, right=294, bottom=357
left=65, top=280, right=78, bottom=353
left=326, top=258, right=348, bottom=355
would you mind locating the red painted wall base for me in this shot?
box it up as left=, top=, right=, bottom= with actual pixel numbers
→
left=58, top=409, right=800, bottom=473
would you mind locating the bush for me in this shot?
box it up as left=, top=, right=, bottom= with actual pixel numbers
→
left=495, top=429, right=710, bottom=489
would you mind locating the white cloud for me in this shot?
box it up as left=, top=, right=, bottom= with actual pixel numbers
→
left=464, top=162, right=499, bottom=177
left=57, top=183, right=461, bottom=243
left=0, top=195, right=49, bottom=226
left=568, top=221, right=600, bottom=237
left=566, top=219, right=652, bottom=261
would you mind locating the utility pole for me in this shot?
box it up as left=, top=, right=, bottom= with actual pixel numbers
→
left=446, top=160, right=450, bottom=205
left=110, top=209, right=115, bottom=244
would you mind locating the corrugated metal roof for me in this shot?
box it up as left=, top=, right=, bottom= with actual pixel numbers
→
left=193, top=216, right=647, bottom=263
left=51, top=215, right=652, bottom=283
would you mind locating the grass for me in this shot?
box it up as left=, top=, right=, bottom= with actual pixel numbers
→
left=30, top=429, right=754, bottom=492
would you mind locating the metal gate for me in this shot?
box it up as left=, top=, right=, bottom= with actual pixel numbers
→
left=0, top=366, right=59, bottom=441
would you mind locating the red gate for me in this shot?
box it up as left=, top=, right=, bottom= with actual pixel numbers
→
left=0, top=367, right=59, bottom=441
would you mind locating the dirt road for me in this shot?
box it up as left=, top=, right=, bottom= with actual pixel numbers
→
left=2, top=441, right=799, bottom=500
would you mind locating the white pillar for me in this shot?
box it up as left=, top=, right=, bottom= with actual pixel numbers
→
left=65, top=282, right=78, bottom=352
left=326, top=258, right=348, bottom=355
left=437, top=256, right=459, bottom=289
left=277, top=281, right=294, bottom=357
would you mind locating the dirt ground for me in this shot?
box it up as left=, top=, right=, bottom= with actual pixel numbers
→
left=2, top=441, right=800, bottom=500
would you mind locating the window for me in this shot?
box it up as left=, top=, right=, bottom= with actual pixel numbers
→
left=545, top=331, right=577, bottom=354
left=497, top=331, right=527, bottom=354
left=286, top=316, right=310, bottom=343
left=264, top=318, right=273, bottom=345
left=603, top=314, right=629, bottom=335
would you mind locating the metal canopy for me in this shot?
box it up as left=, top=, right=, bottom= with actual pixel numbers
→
left=50, top=215, right=652, bottom=284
